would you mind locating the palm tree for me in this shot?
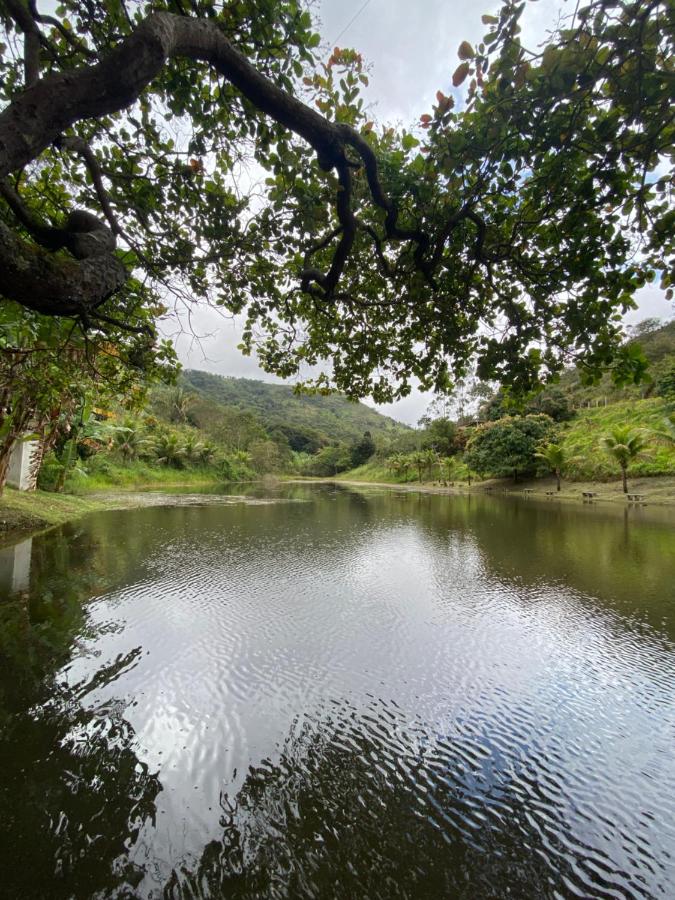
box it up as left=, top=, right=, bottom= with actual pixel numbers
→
left=153, top=432, right=186, bottom=468
left=113, top=424, right=146, bottom=462
left=655, top=414, right=675, bottom=446
left=183, top=433, right=205, bottom=465
left=422, top=448, right=439, bottom=481
left=602, top=426, right=647, bottom=493
left=535, top=442, right=566, bottom=491
left=410, top=450, right=427, bottom=482
left=168, top=387, right=195, bottom=425
left=385, top=455, right=400, bottom=477
left=198, top=441, right=218, bottom=465
left=441, top=456, right=456, bottom=485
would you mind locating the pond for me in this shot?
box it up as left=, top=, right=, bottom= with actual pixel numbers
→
left=1, top=484, right=674, bottom=899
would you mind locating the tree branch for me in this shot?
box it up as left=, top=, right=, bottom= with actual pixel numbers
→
left=56, top=135, right=123, bottom=236
left=27, top=0, right=97, bottom=60
left=0, top=11, right=430, bottom=301
left=0, top=178, right=116, bottom=258
left=4, top=0, right=42, bottom=86
left=0, top=220, right=127, bottom=317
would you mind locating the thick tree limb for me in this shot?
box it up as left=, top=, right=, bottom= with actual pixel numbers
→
left=0, top=11, right=429, bottom=302
left=0, top=13, right=346, bottom=178
left=0, top=220, right=127, bottom=317
left=0, top=178, right=116, bottom=258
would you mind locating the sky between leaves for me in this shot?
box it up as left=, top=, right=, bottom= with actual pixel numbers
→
left=168, top=0, right=673, bottom=426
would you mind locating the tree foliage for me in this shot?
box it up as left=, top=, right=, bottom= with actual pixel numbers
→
left=464, top=414, right=556, bottom=481
left=0, top=0, right=672, bottom=404
left=535, top=441, right=567, bottom=490
left=419, top=417, right=461, bottom=456
left=602, top=425, right=647, bottom=491
left=350, top=430, right=376, bottom=468
left=0, top=302, right=171, bottom=491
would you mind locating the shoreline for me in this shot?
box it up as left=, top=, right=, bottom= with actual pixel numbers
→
left=3, top=472, right=675, bottom=547
left=321, top=473, right=675, bottom=508
left=0, top=480, right=222, bottom=547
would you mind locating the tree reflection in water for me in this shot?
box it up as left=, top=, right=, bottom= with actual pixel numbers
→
left=0, top=530, right=161, bottom=900
left=164, top=700, right=577, bottom=900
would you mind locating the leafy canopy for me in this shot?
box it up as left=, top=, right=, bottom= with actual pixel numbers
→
left=0, top=0, right=672, bottom=403
left=464, top=414, right=557, bottom=478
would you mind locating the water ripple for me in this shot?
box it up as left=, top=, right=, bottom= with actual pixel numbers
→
left=1, top=490, right=674, bottom=899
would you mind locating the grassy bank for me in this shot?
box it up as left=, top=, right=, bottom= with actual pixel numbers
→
left=340, top=398, right=675, bottom=488
left=0, top=489, right=108, bottom=545
left=335, top=473, right=675, bottom=506
left=62, top=459, right=225, bottom=493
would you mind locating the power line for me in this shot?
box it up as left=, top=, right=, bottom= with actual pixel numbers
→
left=332, top=0, right=374, bottom=46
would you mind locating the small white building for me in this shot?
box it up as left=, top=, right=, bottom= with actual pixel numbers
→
left=7, top=438, right=41, bottom=491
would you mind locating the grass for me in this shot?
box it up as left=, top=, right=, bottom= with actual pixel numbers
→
left=560, top=398, right=675, bottom=480
left=63, top=459, right=224, bottom=493
left=0, top=488, right=107, bottom=545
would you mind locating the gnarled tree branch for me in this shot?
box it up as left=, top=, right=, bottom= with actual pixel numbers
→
left=0, top=10, right=429, bottom=307
left=0, top=220, right=127, bottom=318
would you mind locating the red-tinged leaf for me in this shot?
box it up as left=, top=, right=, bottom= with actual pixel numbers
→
left=458, top=41, right=474, bottom=60
left=420, top=114, right=432, bottom=124
left=452, top=62, right=471, bottom=87
left=436, top=90, right=445, bottom=104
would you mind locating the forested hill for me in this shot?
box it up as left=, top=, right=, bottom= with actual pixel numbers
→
left=181, top=370, right=410, bottom=445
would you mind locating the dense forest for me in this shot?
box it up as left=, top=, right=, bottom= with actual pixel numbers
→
left=12, top=317, right=671, bottom=496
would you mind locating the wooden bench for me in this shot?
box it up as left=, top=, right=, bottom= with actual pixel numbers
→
left=626, top=494, right=646, bottom=502
left=581, top=491, right=598, bottom=499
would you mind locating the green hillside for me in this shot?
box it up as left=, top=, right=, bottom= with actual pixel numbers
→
left=551, top=318, right=675, bottom=407
left=182, top=370, right=409, bottom=445
left=561, top=399, right=675, bottom=480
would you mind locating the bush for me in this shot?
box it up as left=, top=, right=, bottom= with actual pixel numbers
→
left=465, top=415, right=557, bottom=481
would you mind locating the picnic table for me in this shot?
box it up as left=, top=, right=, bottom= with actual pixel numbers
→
left=581, top=491, right=598, bottom=499
left=626, top=494, right=646, bottom=502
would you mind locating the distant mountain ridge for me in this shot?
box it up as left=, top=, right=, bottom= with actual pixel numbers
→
left=181, top=370, right=410, bottom=445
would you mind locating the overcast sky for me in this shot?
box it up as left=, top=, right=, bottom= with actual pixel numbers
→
left=170, top=0, right=673, bottom=425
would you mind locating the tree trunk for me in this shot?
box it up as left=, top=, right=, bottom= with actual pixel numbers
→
left=0, top=444, right=12, bottom=496
left=513, top=467, right=518, bottom=483
left=556, top=470, right=561, bottom=491
left=622, top=466, right=628, bottom=494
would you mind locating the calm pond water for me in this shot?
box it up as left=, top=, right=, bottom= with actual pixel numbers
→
left=1, top=484, right=674, bottom=899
